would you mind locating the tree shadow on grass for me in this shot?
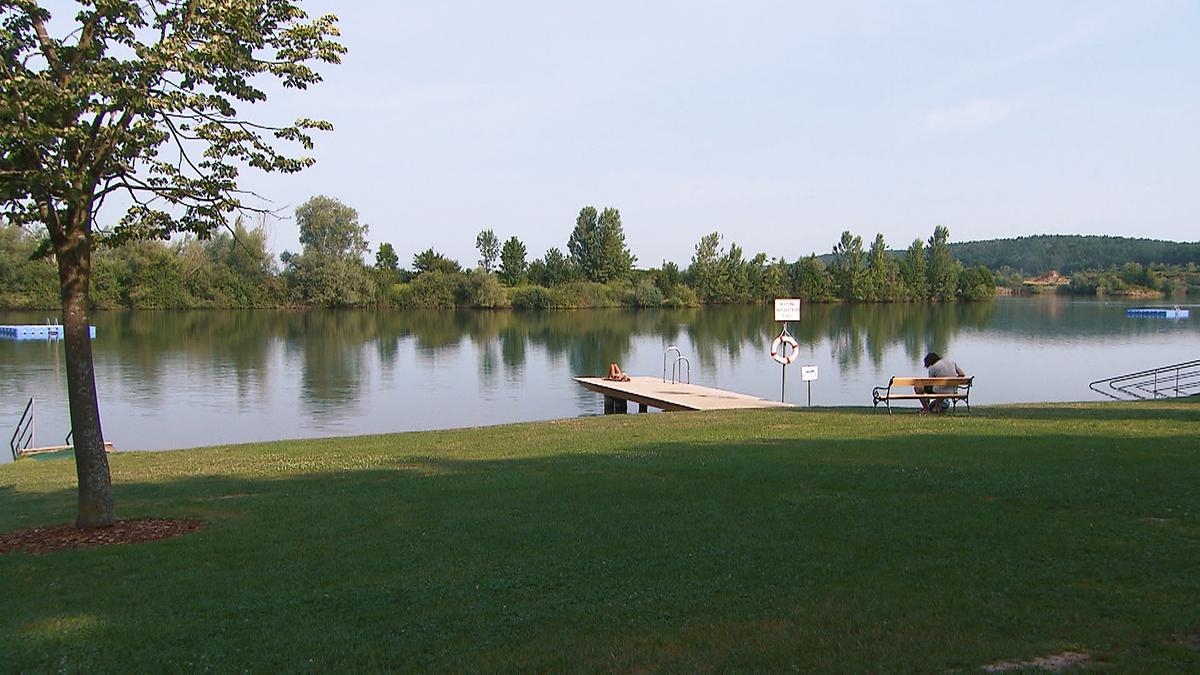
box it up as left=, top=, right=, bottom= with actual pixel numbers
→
left=1, top=426, right=1199, bottom=672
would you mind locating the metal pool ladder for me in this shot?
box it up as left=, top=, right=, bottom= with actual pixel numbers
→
left=663, top=346, right=691, bottom=384
left=9, top=397, right=34, bottom=460
left=1089, top=359, right=1200, bottom=400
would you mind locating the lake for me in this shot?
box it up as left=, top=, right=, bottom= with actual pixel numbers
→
left=1, top=297, right=1196, bottom=458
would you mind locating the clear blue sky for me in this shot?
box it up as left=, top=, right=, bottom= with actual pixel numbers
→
left=124, top=2, right=1200, bottom=265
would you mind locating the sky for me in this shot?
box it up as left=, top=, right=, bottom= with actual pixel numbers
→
left=80, top=1, right=1200, bottom=266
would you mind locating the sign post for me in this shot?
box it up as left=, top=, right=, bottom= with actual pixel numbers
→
left=771, top=299, right=802, bottom=402
left=800, top=365, right=818, bottom=406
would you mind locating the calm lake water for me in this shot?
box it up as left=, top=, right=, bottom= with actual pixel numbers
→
left=1, top=297, right=1196, bottom=458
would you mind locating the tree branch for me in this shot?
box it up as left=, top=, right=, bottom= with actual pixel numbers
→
left=66, top=7, right=104, bottom=75
left=23, top=3, right=62, bottom=74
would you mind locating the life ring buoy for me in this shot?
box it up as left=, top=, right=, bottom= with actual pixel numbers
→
left=771, top=334, right=799, bottom=365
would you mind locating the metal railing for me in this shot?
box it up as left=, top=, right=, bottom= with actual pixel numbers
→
left=671, top=355, right=691, bottom=384
left=1089, top=359, right=1200, bottom=400
left=663, top=346, right=681, bottom=382
left=662, top=346, right=691, bottom=384
left=9, top=397, right=34, bottom=460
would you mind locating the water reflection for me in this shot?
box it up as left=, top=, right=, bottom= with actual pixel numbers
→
left=0, top=297, right=1194, bottom=454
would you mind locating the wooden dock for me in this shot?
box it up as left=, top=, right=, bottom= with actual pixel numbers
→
left=574, top=376, right=793, bottom=414
left=17, top=442, right=115, bottom=459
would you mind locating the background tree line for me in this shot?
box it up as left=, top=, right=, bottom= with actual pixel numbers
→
left=15, top=194, right=1195, bottom=311
left=949, top=234, right=1200, bottom=275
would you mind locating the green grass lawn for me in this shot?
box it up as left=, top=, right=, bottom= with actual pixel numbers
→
left=2, top=400, right=1198, bottom=671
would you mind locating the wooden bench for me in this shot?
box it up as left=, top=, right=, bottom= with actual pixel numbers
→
left=872, top=377, right=974, bottom=414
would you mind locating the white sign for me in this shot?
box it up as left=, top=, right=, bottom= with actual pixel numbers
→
left=800, top=365, right=818, bottom=381
left=774, top=298, right=801, bottom=322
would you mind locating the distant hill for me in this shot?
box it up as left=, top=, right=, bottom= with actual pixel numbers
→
left=948, top=235, right=1200, bottom=275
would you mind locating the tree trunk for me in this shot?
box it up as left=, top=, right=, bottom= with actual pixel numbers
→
left=56, top=236, right=115, bottom=529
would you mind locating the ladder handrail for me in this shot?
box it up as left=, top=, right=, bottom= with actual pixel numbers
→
left=1090, top=359, right=1200, bottom=400
left=9, top=397, right=34, bottom=460
left=671, top=355, right=691, bottom=384
left=663, top=346, right=682, bottom=382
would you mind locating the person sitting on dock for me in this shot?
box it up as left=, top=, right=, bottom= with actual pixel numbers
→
left=605, top=363, right=631, bottom=382
left=918, top=351, right=965, bottom=413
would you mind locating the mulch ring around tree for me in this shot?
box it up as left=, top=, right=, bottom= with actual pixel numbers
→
left=0, top=518, right=204, bottom=555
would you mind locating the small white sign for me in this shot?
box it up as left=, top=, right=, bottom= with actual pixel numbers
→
left=774, top=298, right=801, bottom=322
left=800, top=365, right=818, bottom=381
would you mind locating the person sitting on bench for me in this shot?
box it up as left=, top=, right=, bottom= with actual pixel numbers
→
left=918, top=351, right=966, bottom=413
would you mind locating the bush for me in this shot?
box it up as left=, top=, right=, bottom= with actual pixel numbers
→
left=956, top=265, right=996, bottom=301
left=463, top=270, right=510, bottom=308
left=663, top=285, right=700, bottom=308
left=510, top=285, right=556, bottom=309
left=127, top=250, right=192, bottom=309
left=550, top=281, right=628, bottom=308
left=88, top=255, right=128, bottom=308
left=633, top=281, right=664, bottom=307
left=386, top=282, right=413, bottom=307
left=406, top=271, right=463, bottom=308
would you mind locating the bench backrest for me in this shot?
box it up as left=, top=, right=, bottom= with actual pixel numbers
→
left=889, top=376, right=973, bottom=388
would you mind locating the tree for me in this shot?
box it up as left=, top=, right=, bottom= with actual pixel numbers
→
left=745, top=252, right=768, bottom=301
left=297, top=196, right=368, bottom=259
left=865, top=233, right=902, bottom=301
left=926, top=225, right=961, bottom=301
left=0, top=221, right=58, bottom=308
left=792, top=255, right=832, bottom=301
left=540, top=247, right=575, bottom=286
left=0, top=1, right=343, bottom=527
left=567, top=206, right=634, bottom=283
left=759, top=257, right=789, bottom=302
left=830, top=230, right=867, bottom=301
left=375, top=242, right=399, bottom=272
left=723, top=242, right=749, bottom=302
left=525, top=258, right=546, bottom=286
left=567, top=207, right=601, bottom=281
left=687, top=232, right=726, bottom=302
left=656, top=261, right=682, bottom=292
left=412, top=248, right=461, bottom=275
left=371, top=242, right=401, bottom=303
left=596, top=207, right=634, bottom=281
left=957, top=264, right=996, bottom=301
left=285, top=196, right=372, bottom=306
left=199, top=216, right=280, bottom=306
left=902, top=238, right=929, bottom=300
left=498, top=236, right=527, bottom=285
left=475, top=229, right=499, bottom=272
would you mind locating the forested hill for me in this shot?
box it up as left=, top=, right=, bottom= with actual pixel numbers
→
left=948, top=235, right=1200, bottom=274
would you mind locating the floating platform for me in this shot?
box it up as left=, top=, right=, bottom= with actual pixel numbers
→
left=575, top=376, right=794, bottom=413
left=0, top=324, right=97, bottom=340
left=1126, top=308, right=1189, bottom=319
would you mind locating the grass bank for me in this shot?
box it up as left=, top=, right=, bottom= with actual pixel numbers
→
left=2, top=401, right=1198, bottom=670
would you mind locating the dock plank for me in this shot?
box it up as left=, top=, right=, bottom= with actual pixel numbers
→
left=575, top=376, right=792, bottom=412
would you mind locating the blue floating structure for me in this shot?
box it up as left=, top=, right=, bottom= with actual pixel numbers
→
left=0, top=324, right=97, bottom=340
left=1126, top=307, right=1189, bottom=319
